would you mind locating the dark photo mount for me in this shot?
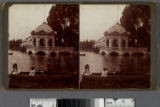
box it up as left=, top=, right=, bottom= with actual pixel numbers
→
left=1, top=2, right=158, bottom=90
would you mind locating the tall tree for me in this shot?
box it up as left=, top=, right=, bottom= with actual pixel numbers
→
left=47, top=4, right=79, bottom=50
left=9, top=39, right=22, bottom=50
left=120, top=5, right=151, bottom=50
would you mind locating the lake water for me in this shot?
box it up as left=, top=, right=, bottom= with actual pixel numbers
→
left=80, top=51, right=150, bottom=75
left=8, top=50, right=79, bottom=73
left=9, top=50, right=150, bottom=75
left=8, top=50, right=150, bottom=88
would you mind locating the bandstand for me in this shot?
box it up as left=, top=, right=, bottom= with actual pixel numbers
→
left=24, top=22, right=73, bottom=55
left=94, top=23, right=148, bottom=56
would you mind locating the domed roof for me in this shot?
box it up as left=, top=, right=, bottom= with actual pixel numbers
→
left=34, top=22, right=53, bottom=33
left=108, top=23, right=126, bottom=33
left=104, top=23, right=127, bottom=36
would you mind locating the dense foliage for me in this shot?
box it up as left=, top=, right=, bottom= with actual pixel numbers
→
left=9, top=39, right=22, bottom=50
left=47, top=4, right=79, bottom=50
left=120, top=5, right=151, bottom=51
left=80, top=40, right=95, bottom=51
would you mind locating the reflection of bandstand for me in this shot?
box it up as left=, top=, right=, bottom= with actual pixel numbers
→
left=23, top=22, right=74, bottom=55
left=100, top=47, right=148, bottom=56
left=27, top=46, right=74, bottom=55
left=93, top=23, right=148, bottom=55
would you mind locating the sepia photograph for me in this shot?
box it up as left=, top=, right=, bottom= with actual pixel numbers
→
left=7, top=3, right=151, bottom=89
left=80, top=4, right=151, bottom=89
left=8, top=4, right=79, bottom=89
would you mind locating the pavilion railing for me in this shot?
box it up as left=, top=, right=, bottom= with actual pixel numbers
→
left=101, top=47, right=148, bottom=51
left=33, top=46, right=74, bottom=51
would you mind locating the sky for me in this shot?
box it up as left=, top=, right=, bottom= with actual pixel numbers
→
left=9, top=4, right=126, bottom=41
left=80, top=4, right=126, bottom=41
left=9, top=4, right=53, bottom=40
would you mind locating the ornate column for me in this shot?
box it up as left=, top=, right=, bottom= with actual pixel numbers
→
left=52, top=36, right=55, bottom=47
left=36, top=38, right=39, bottom=49
left=109, top=38, right=112, bottom=48
left=45, top=38, right=48, bottom=47
left=119, top=39, right=122, bottom=48
left=126, top=38, right=128, bottom=48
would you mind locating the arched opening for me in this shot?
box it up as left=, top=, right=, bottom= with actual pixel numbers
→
left=123, top=52, right=130, bottom=56
left=122, top=40, right=126, bottom=47
left=48, top=39, right=52, bottom=47
left=28, top=51, right=33, bottom=54
left=112, top=39, right=118, bottom=47
left=106, top=39, right=109, bottom=47
left=50, top=51, right=57, bottom=56
left=110, top=51, right=119, bottom=56
left=36, top=51, right=45, bottom=55
left=101, top=51, right=106, bottom=55
left=33, top=38, right=36, bottom=47
left=39, top=39, right=45, bottom=46
left=59, top=52, right=71, bottom=56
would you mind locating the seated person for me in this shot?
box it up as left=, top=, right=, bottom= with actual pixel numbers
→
left=46, top=64, right=52, bottom=74
left=10, top=63, right=21, bottom=75
left=101, top=67, right=108, bottom=77
left=29, top=66, right=36, bottom=76
left=116, top=64, right=121, bottom=73
left=83, top=64, right=92, bottom=76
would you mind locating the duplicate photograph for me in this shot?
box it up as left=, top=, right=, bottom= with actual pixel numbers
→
left=80, top=4, right=151, bottom=89
left=8, top=4, right=79, bottom=89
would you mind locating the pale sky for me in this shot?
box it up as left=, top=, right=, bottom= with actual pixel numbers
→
left=9, top=4, right=53, bottom=40
left=80, top=4, right=126, bottom=41
left=9, top=4, right=126, bottom=41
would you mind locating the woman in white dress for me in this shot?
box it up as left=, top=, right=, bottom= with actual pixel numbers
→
left=80, top=64, right=92, bottom=82
left=10, top=63, right=21, bottom=75
left=29, top=66, right=36, bottom=76
left=101, top=67, right=108, bottom=77
left=83, top=64, right=92, bottom=76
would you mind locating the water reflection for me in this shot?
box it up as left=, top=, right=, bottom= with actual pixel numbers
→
left=9, top=50, right=79, bottom=73
left=80, top=51, right=150, bottom=75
